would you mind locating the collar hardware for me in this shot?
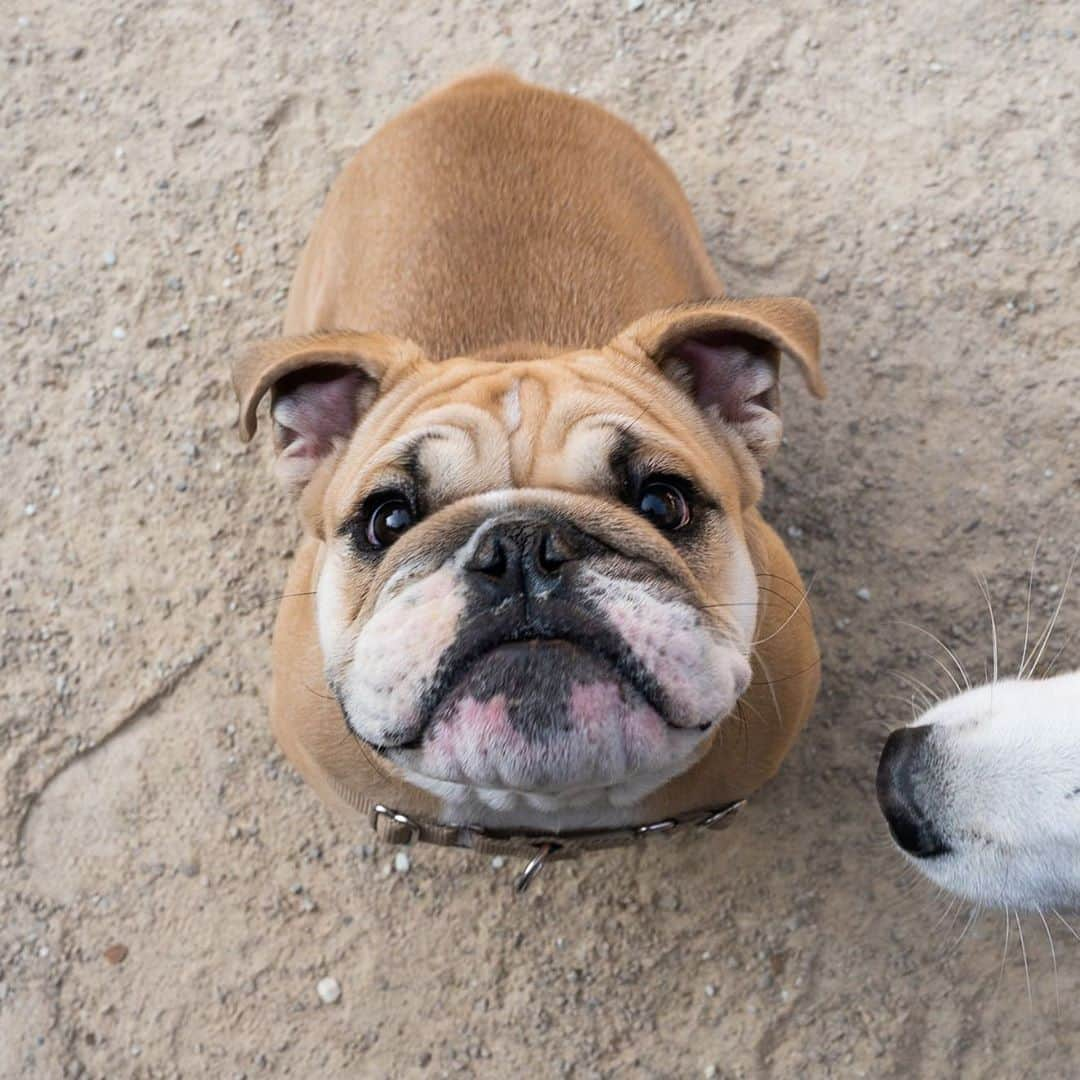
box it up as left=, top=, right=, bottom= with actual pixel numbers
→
left=700, top=802, right=743, bottom=830
left=635, top=818, right=678, bottom=835
left=513, top=843, right=560, bottom=893
left=359, top=797, right=747, bottom=893
left=371, top=803, right=421, bottom=846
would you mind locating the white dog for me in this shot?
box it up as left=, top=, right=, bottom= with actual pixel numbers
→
left=877, top=670, right=1080, bottom=913
left=877, top=568, right=1079, bottom=916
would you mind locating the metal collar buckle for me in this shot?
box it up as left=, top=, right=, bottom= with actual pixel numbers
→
left=371, top=803, right=421, bottom=846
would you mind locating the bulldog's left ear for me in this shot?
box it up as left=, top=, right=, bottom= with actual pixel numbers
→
left=608, top=297, right=824, bottom=462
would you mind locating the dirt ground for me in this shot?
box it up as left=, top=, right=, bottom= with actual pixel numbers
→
left=3, top=1, right=1079, bottom=1077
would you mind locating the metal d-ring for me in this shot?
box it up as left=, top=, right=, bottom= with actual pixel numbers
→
left=514, top=843, right=559, bottom=894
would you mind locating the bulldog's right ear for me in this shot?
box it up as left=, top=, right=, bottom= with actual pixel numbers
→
left=232, top=331, right=426, bottom=492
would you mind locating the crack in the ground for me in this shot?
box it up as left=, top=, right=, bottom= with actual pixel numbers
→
left=13, top=644, right=216, bottom=863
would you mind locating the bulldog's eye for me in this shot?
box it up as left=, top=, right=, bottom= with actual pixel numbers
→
left=365, top=494, right=416, bottom=548
left=637, top=477, right=692, bottom=531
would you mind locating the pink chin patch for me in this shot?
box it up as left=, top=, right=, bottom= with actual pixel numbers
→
left=412, top=678, right=690, bottom=792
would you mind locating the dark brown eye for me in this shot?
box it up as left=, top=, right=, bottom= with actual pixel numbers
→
left=637, top=478, right=692, bottom=531
left=365, top=496, right=415, bottom=548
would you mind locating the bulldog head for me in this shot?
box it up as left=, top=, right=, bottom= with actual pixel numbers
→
left=235, top=299, right=823, bottom=824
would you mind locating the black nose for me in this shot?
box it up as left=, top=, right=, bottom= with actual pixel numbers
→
left=876, top=726, right=951, bottom=859
left=465, top=518, right=589, bottom=601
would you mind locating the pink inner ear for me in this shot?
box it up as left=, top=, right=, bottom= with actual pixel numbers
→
left=673, top=336, right=777, bottom=423
left=272, top=367, right=365, bottom=462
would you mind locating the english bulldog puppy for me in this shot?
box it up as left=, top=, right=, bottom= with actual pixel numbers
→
left=234, top=71, right=825, bottom=849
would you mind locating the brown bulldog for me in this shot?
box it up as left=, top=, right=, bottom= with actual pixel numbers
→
left=233, top=71, right=824, bottom=870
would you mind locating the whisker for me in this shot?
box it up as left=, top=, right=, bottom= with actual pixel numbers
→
left=926, top=654, right=963, bottom=698
left=754, top=571, right=804, bottom=589
left=975, top=573, right=1000, bottom=686
left=897, top=621, right=972, bottom=690
left=1037, top=908, right=1060, bottom=1017
left=1022, top=548, right=1077, bottom=679
left=749, top=654, right=822, bottom=688
left=1042, top=628, right=1078, bottom=679
left=734, top=700, right=752, bottom=766
left=997, top=906, right=1011, bottom=994
left=694, top=601, right=764, bottom=609
left=1015, top=911, right=1032, bottom=1010
left=888, top=670, right=939, bottom=710
left=947, top=905, right=981, bottom=957
left=1052, top=909, right=1080, bottom=942
left=751, top=574, right=816, bottom=647
left=754, top=583, right=812, bottom=612
left=1018, top=537, right=1042, bottom=678
left=302, top=682, right=336, bottom=702
left=749, top=649, right=785, bottom=730
left=932, top=895, right=959, bottom=933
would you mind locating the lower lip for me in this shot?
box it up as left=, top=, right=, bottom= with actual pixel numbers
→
left=446, top=636, right=667, bottom=717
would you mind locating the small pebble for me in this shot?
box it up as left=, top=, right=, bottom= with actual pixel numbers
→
left=855, top=587, right=871, bottom=602
left=627, top=0, right=645, bottom=10
left=112, top=326, right=126, bottom=340
left=24, top=504, right=36, bottom=517
left=705, top=1068, right=718, bottom=1080
left=786, top=524, right=804, bottom=540
left=491, top=855, right=507, bottom=870
left=316, top=977, right=341, bottom=1005
left=393, top=851, right=411, bottom=874
left=102, top=250, right=117, bottom=267
left=103, top=943, right=128, bottom=965
left=704, top=983, right=717, bottom=997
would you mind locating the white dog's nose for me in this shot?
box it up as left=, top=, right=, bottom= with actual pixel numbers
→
left=877, top=726, right=951, bottom=859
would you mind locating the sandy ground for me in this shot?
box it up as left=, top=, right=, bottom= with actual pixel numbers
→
left=3, top=1, right=1079, bottom=1076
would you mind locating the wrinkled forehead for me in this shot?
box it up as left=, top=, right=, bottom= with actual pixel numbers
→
left=326, top=354, right=735, bottom=516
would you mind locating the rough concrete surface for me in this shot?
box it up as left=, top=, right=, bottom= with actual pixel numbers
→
left=2, top=1, right=1079, bottom=1077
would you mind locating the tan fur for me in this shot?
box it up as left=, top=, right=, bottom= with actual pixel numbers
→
left=236, top=71, right=823, bottom=828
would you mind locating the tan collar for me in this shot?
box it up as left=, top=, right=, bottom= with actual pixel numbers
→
left=363, top=796, right=746, bottom=892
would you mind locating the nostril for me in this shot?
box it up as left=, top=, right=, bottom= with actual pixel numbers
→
left=536, top=530, right=575, bottom=574
left=876, top=727, right=951, bottom=859
left=467, top=533, right=508, bottom=578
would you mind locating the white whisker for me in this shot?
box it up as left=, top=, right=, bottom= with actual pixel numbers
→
left=1052, top=909, right=1080, bottom=942
left=1017, top=537, right=1042, bottom=678
left=928, top=654, right=963, bottom=698
left=975, top=573, right=999, bottom=686
left=933, top=895, right=960, bottom=933
left=950, top=904, right=981, bottom=954
left=1022, top=548, right=1077, bottom=679
left=889, top=670, right=940, bottom=710
left=997, top=907, right=1011, bottom=991
left=899, top=621, right=972, bottom=690
left=1015, top=911, right=1032, bottom=1009
left=1037, top=908, right=1059, bottom=1017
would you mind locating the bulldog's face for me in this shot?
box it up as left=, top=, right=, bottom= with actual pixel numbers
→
left=235, top=300, right=823, bottom=821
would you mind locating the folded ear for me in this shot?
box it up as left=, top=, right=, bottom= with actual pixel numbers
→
left=608, top=297, right=824, bottom=463
left=232, top=331, right=426, bottom=492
